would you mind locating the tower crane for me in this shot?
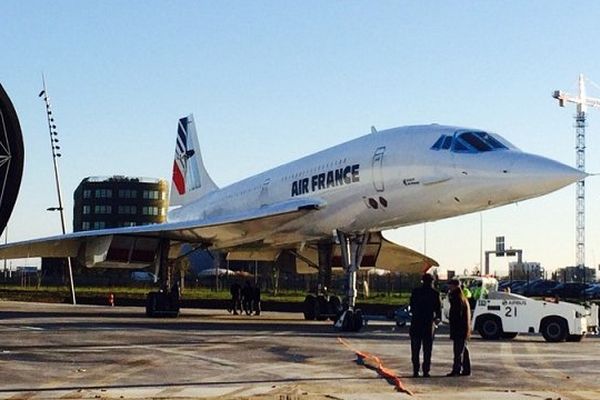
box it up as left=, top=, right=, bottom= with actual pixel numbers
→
left=553, top=74, right=600, bottom=274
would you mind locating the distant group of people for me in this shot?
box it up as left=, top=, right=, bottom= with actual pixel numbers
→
left=409, top=273, right=471, bottom=378
left=228, top=280, right=261, bottom=316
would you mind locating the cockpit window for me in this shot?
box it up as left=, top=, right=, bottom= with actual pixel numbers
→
left=453, top=139, right=469, bottom=152
left=459, top=131, right=492, bottom=151
left=441, top=136, right=453, bottom=149
left=431, top=135, right=445, bottom=150
left=482, top=133, right=508, bottom=150
left=430, top=131, right=508, bottom=153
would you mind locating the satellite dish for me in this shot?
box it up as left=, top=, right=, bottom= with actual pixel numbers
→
left=0, top=84, right=25, bottom=236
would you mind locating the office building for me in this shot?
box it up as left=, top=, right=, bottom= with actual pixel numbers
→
left=73, top=175, right=168, bottom=231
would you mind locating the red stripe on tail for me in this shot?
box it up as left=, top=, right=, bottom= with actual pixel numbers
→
left=173, top=161, right=186, bottom=195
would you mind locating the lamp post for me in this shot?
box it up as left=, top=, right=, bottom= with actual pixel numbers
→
left=2, top=226, right=6, bottom=280
left=39, top=75, right=76, bottom=305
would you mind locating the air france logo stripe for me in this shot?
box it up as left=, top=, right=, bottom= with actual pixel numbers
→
left=173, top=117, right=189, bottom=195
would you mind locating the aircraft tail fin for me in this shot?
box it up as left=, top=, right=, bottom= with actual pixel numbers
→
left=169, top=115, right=218, bottom=206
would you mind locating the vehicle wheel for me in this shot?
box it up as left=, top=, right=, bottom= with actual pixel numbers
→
left=566, top=334, right=584, bottom=342
left=501, top=332, right=518, bottom=340
left=316, top=295, right=329, bottom=321
left=477, top=315, right=502, bottom=340
left=541, top=317, right=568, bottom=342
left=145, top=292, right=157, bottom=317
left=328, top=296, right=342, bottom=321
left=303, top=295, right=317, bottom=320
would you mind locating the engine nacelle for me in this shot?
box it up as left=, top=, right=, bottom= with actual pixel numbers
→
left=78, top=235, right=162, bottom=269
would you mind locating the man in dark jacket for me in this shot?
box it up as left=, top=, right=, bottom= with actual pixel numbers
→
left=229, top=281, right=242, bottom=315
left=252, top=281, right=261, bottom=316
left=447, top=279, right=471, bottom=376
left=409, top=273, right=441, bottom=377
left=241, top=281, right=254, bottom=315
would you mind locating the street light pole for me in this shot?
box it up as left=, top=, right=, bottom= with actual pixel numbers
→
left=2, top=226, right=6, bottom=280
left=39, top=75, right=76, bottom=305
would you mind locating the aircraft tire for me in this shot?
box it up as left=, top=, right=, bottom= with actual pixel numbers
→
left=316, top=295, right=329, bottom=321
left=303, top=295, right=317, bottom=320
left=328, top=296, right=342, bottom=321
left=341, top=310, right=354, bottom=331
left=353, top=309, right=364, bottom=331
left=145, top=292, right=157, bottom=317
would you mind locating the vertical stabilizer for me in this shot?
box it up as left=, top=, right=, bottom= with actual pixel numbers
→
left=170, top=115, right=218, bottom=206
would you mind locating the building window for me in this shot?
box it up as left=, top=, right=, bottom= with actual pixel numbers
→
left=83, top=205, right=91, bottom=215
left=142, top=206, right=159, bottom=216
left=118, top=189, right=137, bottom=199
left=83, top=190, right=91, bottom=199
left=94, top=205, right=112, bottom=214
left=118, top=205, right=137, bottom=215
left=121, top=221, right=136, bottom=227
left=160, top=207, right=166, bottom=216
left=143, top=190, right=159, bottom=200
left=82, top=221, right=90, bottom=230
left=93, top=221, right=106, bottom=229
left=95, top=189, right=112, bottom=198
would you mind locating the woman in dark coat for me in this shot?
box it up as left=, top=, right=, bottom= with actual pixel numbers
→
left=447, top=279, right=471, bottom=376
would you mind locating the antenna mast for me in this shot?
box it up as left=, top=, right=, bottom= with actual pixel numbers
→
left=553, top=74, right=600, bottom=272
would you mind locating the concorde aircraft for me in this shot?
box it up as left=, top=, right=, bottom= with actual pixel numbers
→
left=0, top=115, right=585, bottom=330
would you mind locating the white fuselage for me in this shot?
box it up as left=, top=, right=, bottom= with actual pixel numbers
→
left=168, top=124, right=582, bottom=248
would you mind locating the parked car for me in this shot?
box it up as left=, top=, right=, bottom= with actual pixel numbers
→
left=547, top=282, right=591, bottom=299
left=515, top=279, right=559, bottom=297
left=512, top=279, right=542, bottom=295
left=583, top=284, right=600, bottom=299
left=394, top=305, right=412, bottom=327
left=130, top=271, right=157, bottom=282
left=530, top=280, right=560, bottom=296
left=506, top=280, right=527, bottom=292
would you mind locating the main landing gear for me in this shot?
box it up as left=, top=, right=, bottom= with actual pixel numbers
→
left=146, top=239, right=180, bottom=318
left=303, top=240, right=343, bottom=322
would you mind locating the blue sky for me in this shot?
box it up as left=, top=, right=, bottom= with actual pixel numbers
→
left=2, top=1, right=600, bottom=274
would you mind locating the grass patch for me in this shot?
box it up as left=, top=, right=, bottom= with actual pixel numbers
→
left=0, top=285, right=410, bottom=305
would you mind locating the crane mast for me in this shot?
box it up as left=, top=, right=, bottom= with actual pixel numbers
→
left=553, top=74, right=600, bottom=273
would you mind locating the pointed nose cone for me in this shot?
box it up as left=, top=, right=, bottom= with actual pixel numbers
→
left=510, top=153, right=586, bottom=198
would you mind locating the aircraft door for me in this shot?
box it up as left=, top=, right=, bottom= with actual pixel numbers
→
left=259, top=178, right=271, bottom=206
left=372, top=146, right=386, bottom=192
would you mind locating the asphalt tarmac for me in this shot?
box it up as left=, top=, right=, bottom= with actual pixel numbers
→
left=0, top=301, right=598, bottom=400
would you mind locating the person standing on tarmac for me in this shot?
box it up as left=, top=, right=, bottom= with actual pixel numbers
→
left=447, top=279, right=471, bottom=377
left=229, top=281, right=242, bottom=315
left=252, top=280, right=262, bottom=316
left=242, top=280, right=254, bottom=315
left=168, top=279, right=181, bottom=314
left=409, top=273, right=442, bottom=378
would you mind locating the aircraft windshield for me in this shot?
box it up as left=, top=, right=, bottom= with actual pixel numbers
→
left=430, top=131, right=508, bottom=153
